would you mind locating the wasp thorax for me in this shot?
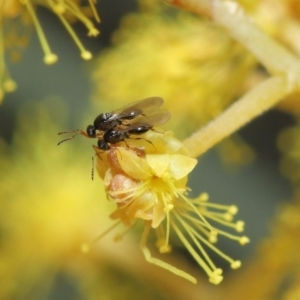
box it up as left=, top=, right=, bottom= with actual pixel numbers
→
left=94, top=113, right=109, bottom=123
left=93, top=113, right=119, bottom=131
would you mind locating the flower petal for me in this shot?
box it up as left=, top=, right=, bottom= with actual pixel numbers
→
left=117, top=148, right=152, bottom=180
left=169, top=154, right=197, bottom=180
left=146, top=154, right=170, bottom=177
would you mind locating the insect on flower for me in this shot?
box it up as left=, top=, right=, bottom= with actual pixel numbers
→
left=58, top=99, right=249, bottom=285
left=57, top=96, right=170, bottom=149
left=58, top=97, right=171, bottom=178
left=82, top=130, right=249, bottom=285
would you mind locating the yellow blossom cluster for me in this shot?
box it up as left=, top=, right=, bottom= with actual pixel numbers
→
left=94, top=130, right=249, bottom=284
left=90, top=0, right=260, bottom=169
left=91, top=1, right=257, bottom=137
left=4, top=0, right=300, bottom=297
left=0, top=99, right=118, bottom=299
left=0, top=0, right=100, bottom=103
left=278, top=120, right=300, bottom=183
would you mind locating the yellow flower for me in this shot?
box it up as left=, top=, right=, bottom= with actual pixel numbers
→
left=278, top=121, right=300, bottom=183
left=0, top=99, right=123, bottom=299
left=92, top=1, right=256, bottom=137
left=0, top=0, right=100, bottom=102
left=95, top=131, right=249, bottom=284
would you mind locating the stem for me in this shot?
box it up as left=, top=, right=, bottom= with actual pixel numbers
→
left=184, top=76, right=287, bottom=158
left=211, top=0, right=300, bottom=84
left=165, top=0, right=300, bottom=158
left=166, top=0, right=300, bottom=90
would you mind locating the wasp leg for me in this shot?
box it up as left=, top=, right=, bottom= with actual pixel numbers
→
left=127, top=137, right=155, bottom=149
left=91, top=145, right=105, bottom=180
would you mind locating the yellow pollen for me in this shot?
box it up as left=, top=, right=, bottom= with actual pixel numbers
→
left=159, top=244, right=172, bottom=253
left=24, top=0, right=58, bottom=64
left=239, top=236, right=250, bottom=245
left=228, top=205, right=238, bottom=214
left=209, top=268, right=224, bottom=284
left=224, top=212, right=233, bottom=221
left=81, top=50, right=92, bottom=60
left=44, top=53, right=58, bottom=65
left=52, top=4, right=65, bottom=14
left=235, top=221, right=245, bottom=232
left=231, top=260, right=241, bottom=269
left=209, top=235, right=218, bottom=243
left=164, top=204, right=174, bottom=213
left=209, top=230, right=218, bottom=242
left=88, top=28, right=100, bottom=37
left=199, top=193, right=209, bottom=201
left=210, top=229, right=218, bottom=236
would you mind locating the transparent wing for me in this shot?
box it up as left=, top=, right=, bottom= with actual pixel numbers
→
left=112, top=97, right=164, bottom=116
left=127, top=109, right=171, bottom=127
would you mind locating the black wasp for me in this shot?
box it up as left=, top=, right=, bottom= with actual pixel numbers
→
left=57, top=97, right=170, bottom=150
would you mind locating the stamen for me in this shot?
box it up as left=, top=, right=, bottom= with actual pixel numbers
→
left=171, top=217, right=222, bottom=283
left=108, top=180, right=148, bottom=203
left=204, top=210, right=234, bottom=221
left=114, top=221, right=137, bottom=241
left=88, top=0, right=101, bottom=23
left=160, top=194, right=173, bottom=250
left=179, top=194, right=214, bottom=230
left=235, top=220, right=245, bottom=232
left=187, top=222, right=241, bottom=268
left=59, top=0, right=99, bottom=36
left=193, top=193, right=209, bottom=202
left=214, top=228, right=249, bottom=244
left=52, top=3, right=65, bottom=14
left=54, top=11, right=92, bottom=60
left=181, top=213, right=217, bottom=239
left=155, top=224, right=172, bottom=253
left=81, top=220, right=121, bottom=253
left=196, top=200, right=238, bottom=216
left=231, top=260, right=241, bottom=269
left=23, top=0, right=58, bottom=64
left=140, top=222, right=197, bottom=284
left=173, top=211, right=219, bottom=272
left=202, top=211, right=242, bottom=230
left=239, top=236, right=250, bottom=245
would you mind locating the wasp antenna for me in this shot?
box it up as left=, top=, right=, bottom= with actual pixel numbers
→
left=58, top=129, right=81, bottom=135
left=91, top=146, right=103, bottom=180
left=91, top=154, right=95, bottom=180
left=57, top=131, right=81, bottom=146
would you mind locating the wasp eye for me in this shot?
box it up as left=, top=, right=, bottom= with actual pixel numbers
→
left=86, top=125, right=96, bottom=137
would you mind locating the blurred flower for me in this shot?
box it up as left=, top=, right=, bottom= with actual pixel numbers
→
left=216, top=135, right=255, bottom=171
left=0, top=0, right=100, bottom=103
left=0, top=99, right=126, bottom=299
left=95, top=130, right=249, bottom=285
left=251, top=0, right=300, bottom=116
left=91, top=0, right=258, bottom=170
left=92, top=1, right=257, bottom=138
left=2, top=99, right=241, bottom=299
left=278, top=121, right=300, bottom=184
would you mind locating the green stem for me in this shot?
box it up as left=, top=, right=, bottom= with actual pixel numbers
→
left=184, top=76, right=287, bottom=157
